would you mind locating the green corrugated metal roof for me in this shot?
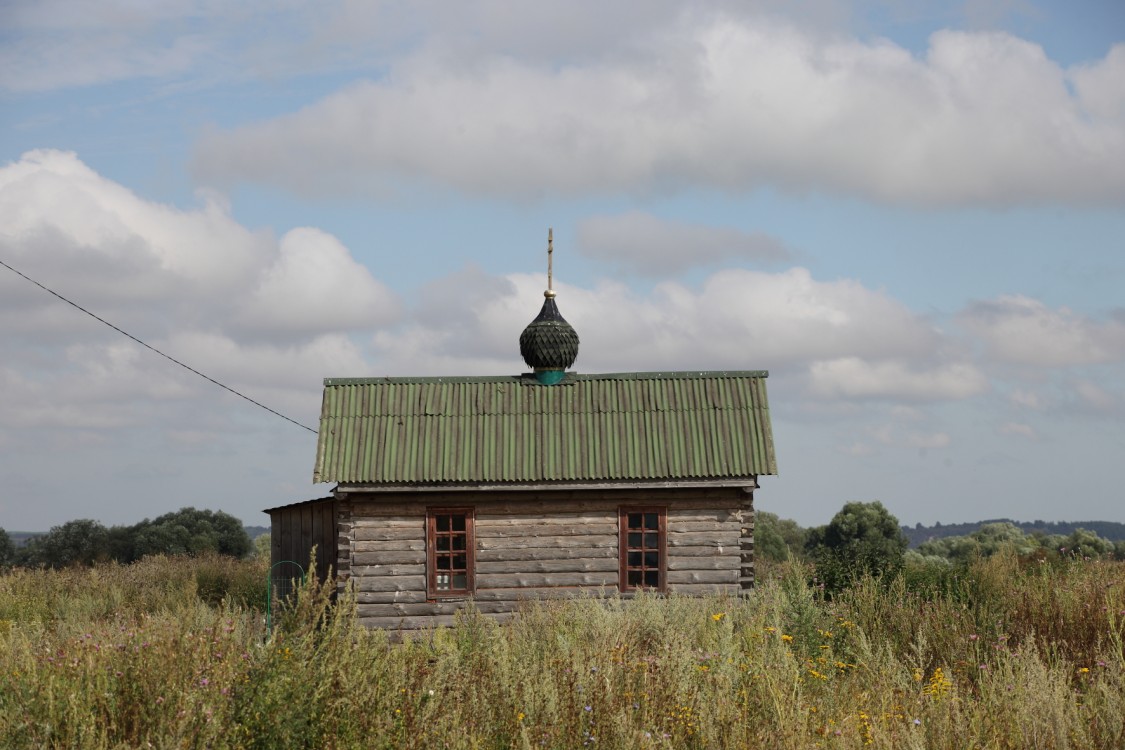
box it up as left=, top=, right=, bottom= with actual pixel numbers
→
left=313, top=371, right=776, bottom=485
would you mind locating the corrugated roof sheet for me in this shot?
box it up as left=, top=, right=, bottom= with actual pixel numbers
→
left=313, top=371, right=776, bottom=485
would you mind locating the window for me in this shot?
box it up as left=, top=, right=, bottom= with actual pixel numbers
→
left=619, top=507, right=666, bottom=591
left=427, top=508, right=474, bottom=598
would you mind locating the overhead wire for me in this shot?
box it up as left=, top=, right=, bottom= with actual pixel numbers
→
left=0, top=257, right=318, bottom=435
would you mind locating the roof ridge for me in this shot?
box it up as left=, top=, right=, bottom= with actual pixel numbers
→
left=324, top=370, right=769, bottom=386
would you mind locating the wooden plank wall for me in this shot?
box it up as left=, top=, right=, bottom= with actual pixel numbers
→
left=268, top=500, right=338, bottom=582
left=345, top=487, right=753, bottom=630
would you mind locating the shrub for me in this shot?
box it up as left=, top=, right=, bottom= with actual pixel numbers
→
left=806, top=501, right=908, bottom=593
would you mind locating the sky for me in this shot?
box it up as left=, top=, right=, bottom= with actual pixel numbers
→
left=1, top=0, right=1123, bottom=532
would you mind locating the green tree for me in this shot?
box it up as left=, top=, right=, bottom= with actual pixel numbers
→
left=917, top=522, right=1036, bottom=563
left=30, top=519, right=111, bottom=568
left=1061, top=528, right=1114, bottom=559
left=253, top=532, right=272, bottom=562
left=806, top=501, right=908, bottom=592
left=0, top=527, right=14, bottom=567
left=129, top=507, right=252, bottom=560
left=754, top=511, right=807, bottom=562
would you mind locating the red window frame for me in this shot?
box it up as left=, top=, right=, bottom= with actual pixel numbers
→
left=426, top=508, right=475, bottom=599
left=619, top=507, right=667, bottom=592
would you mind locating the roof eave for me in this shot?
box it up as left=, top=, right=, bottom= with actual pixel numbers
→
left=334, top=478, right=761, bottom=493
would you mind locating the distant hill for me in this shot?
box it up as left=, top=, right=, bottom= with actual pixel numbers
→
left=902, top=519, right=1125, bottom=548
left=244, top=525, right=270, bottom=540
left=7, top=532, right=41, bottom=548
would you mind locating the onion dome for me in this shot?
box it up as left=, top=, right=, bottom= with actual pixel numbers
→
left=520, top=229, right=578, bottom=384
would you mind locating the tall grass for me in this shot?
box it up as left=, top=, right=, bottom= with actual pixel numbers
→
left=0, top=554, right=1122, bottom=748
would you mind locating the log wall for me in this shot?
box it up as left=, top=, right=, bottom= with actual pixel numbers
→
left=338, top=486, right=755, bottom=630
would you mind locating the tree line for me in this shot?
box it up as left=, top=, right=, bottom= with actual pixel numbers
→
left=901, top=518, right=1125, bottom=547
left=0, top=507, right=252, bottom=568
left=757, top=501, right=1125, bottom=593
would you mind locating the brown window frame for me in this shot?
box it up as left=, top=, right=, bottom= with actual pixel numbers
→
left=618, top=506, right=667, bottom=592
left=426, top=507, right=475, bottom=599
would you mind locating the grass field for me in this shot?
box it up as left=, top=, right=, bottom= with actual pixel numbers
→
left=1, top=553, right=1122, bottom=749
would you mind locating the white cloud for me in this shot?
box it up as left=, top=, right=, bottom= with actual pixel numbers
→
left=959, top=295, right=1125, bottom=367
left=0, top=150, right=385, bottom=441
left=904, top=431, right=951, bottom=449
left=236, top=227, right=400, bottom=338
left=807, top=358, right=988, bottom=401
left=368, top=264, right=984, bottom=407
left=1072, top=379, right=1116, bottom=411
left=998, top=421, right=1036, bottom=439
left=193, top=17, right=1125, bottom=206
left=1071, top=44, right=1125, bottom=122
left=576, top=211, right=792, bottom=275
left=0, top=149, right=270, bottom=307
left=1009, top=388, right=1045, bottom=410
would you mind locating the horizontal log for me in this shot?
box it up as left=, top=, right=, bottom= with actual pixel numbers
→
left=351, top=564, right=426, bottom=577
left=477, top=558, right=617, bottom=575
left=666, top=545, right=741, bottom=557
left=351, top=507, right=426, bottom=519
left=353, top=585, right=751, bottom=607
left=351, top=515, right=425, bottom=527
left=347, top=486, right=747, bottom=503
left=353, top=575, right=426, bottom=593
left=358, top=613, right=517, bottom=630
left=353, top=527, right=423, bottom=542
left=667, top=531, right=740, bottom=547
left=344, top=497, right=743, bottom=516
left=468, top=587, right=617, bottom=602
left=668, top=583, right=742, bottom=596
left=353, top=539, right=426, bottom=552
left=667, top=556, right=740, bottom=572
left=669, top=521, right=741, bottom=533
left=476, top=572, right=618, bottom=589
left=478, top=535, right=617, bottom=550
left=476, top=546, right=616, bottom=563
left=355, top=591, right=429, bottom=604
left=357, top=601, right=518, bottom=617
left=352, top=550, right=426, bottom=565
left=667, top=570, right=738, bottom=585
left=667, top=509, right=745, bottom=523
left=475, top=523, right=617, bottom=539
left=476, top=513, right=615, bottom=526
left=354, top=539, right=426, bottom=553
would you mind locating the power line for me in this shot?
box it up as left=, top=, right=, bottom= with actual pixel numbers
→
left=0, top=258, right=318, bottom=435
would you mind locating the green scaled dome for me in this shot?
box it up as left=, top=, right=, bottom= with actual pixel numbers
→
left=519, top=292, right=579, bottom=371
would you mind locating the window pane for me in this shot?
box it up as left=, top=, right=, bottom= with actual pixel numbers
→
left=436, top=515, right=450, bottom=532
left=628, top=532, right=642, bottom=548
left=437, top=536, right=450, bottom=551
left=452, top=574, right=467, bottom=589
left=452, top=535, right=466, bottom=551
left=437, top=554, right=452, bottom=570
left=644, top=570, right=659, bottom=587
left=452, top=515, right=466, bottom=532
left=644, top=533, right=659, bottom=549
left=453, top=554, right=466, bottom=570
left=628, top=513, right=642, bottom=529
left=645, top=551, right=659, bottom=568
left=627, top=570, right=643, bottom=585
left=436, top=573, right=450, bottom=590
left=644, top=512, right=658, bottom=529
left=628, top=551, right=641, bottom=567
